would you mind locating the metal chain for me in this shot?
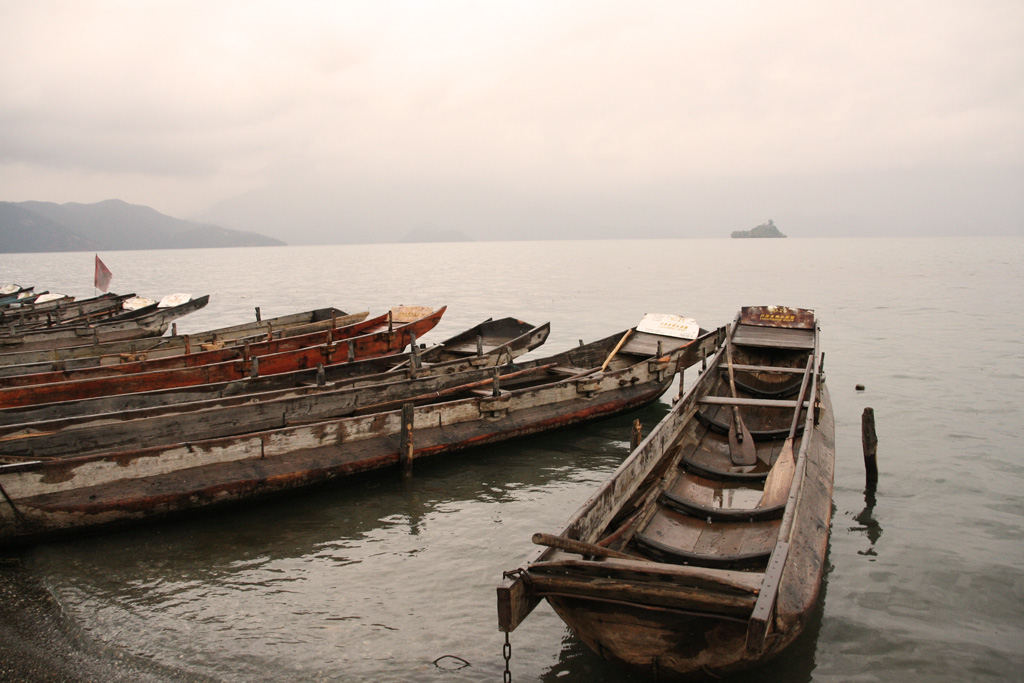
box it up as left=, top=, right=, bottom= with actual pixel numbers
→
left=503, top=631, right=513, bottom=683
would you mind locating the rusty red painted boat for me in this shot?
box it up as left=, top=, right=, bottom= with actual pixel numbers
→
left=0, top=316, right=551, bottom=452
left=0, top=315, right=720, bottom=547
left=0, top=316, right=548, bottom=426
left=0, top=305, right=365, bottom=372
left=497, top=306, right=834, bottom=681
left=1, top=310, right=391, bottom=386
left=0, top=306, right=445, bottom=408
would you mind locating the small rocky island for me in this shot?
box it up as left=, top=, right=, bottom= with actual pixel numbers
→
left=732, top=219, right=786, bottom=239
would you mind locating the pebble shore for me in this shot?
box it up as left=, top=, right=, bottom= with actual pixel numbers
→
left=0, top=558, right=209, bottom=683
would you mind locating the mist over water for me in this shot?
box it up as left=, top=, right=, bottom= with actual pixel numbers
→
left=2, top=236, right=1022, bottom=682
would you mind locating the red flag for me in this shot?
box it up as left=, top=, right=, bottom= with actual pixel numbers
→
left=94, top=254, right=113, bottom=292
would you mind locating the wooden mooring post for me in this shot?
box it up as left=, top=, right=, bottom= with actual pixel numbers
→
left=862, top=407, right=878, bottom=486
left=630, top=419, right=643, bottom=451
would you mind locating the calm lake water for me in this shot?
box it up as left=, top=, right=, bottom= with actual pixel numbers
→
left=1, top=237, right=1022, bottom=682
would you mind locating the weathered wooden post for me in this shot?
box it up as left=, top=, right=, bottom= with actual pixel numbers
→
left=630, top=419, right=643, bottom=451
left=171, top=322, right=177, bottom=337
left=400, top=403, right=415, bottom=476
left=409, top=332, right=421, bottom=368
left=316, top=363, right=326, bottom=387
left=254, top=306, right=261, bottom=322
left=676, top=356, right=687, bottom=402
left=862, top=407, right=878, bottom=485
left=492, top=367, right=501, bottom=397
left=250, top=356, right=259, bottom=379
left=476, top=335, right=484, bottom=356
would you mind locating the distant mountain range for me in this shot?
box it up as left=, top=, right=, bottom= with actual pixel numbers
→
left=0, top=199, right=285, bottom=253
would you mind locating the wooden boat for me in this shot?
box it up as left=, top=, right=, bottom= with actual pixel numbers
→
left=0, top=307, right=446, bottom=408
left=0, top=321, right=553, bottom=459
left=0, top=306, right=366, bottom=371
left=0, top=317, right=549, bottom=427
left=497, top=306, right=834, bottom=681
left=0, top=293, right=136, bottom=333
left=0, top=315, right=721, bottom=546
left=1, top=310, right=404, bottom=386
left=0, top=286, right=34, bottom=307
left=0, top=295, right=211, bottom=353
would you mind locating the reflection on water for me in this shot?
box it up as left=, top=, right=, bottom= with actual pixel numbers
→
left=25, top=406, right=669, bottom=683
left=852, top=486, right=883, bottom=558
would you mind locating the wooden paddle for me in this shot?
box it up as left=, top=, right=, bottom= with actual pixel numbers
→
left=759, top=356, right=815, bottom=508
left=600, top=329, right=633, bottom=372
left=532, top=532, right=639, bottom=561
left=725, top=339, right=757, bottom=465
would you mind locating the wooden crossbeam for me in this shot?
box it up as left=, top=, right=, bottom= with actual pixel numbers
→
left=729, top=364, right=808, bottom=375
left=698, top=396, right=809, bottom=409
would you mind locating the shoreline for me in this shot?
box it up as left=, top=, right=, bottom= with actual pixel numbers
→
left=0, top=557, right=209, bottom=683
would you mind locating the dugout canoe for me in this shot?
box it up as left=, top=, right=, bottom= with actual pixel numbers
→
left=0, top=316, right=549, bottom=431
left=0, top=316, right=721, bottom=546
left=0, top=306, right=366, bottom=371
left=0, top=307, right=446, bottom=408
left=0, top=295, right=210, bottom=353
left=497, top=306, right=834, bottom=681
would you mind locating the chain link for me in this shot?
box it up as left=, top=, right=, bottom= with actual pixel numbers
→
left=503, top=631, right=512, bottom=683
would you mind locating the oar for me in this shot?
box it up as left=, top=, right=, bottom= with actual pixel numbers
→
left=600, top=329, right=633, bottom=372
left=725, top=339, right=757, bottom=465
left=759, top=356, right=815, bottom=508
left=532, top=532, right=640, bottom=561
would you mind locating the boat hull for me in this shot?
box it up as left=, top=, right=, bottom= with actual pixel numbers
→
left=0, top=327, right=716, bottom=546
left=545, top=384, right=833, bottom=680
left=497, top=308, right=835, bottom=680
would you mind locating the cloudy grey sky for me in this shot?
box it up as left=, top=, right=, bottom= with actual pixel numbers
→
left=2, top=1, right=1021, bottom=243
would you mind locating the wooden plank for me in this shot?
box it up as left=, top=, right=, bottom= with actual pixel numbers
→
left=526, top=572, right=757, bottom=616
left=746, top=541, right=790, bottom=652
left=730, top=364, right=808, bottom=375
left=732, top=325, right=815, bottom=350
left=699, top=396, right=808, bottom=409
left=497, top=573, right=541, bottom=632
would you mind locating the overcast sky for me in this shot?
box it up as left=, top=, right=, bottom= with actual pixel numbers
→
left=2, top=1, right=1022, bottom=243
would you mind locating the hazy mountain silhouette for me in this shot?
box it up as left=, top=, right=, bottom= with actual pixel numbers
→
left=0, top=203, right=103, bottom=253
left=0, top=199, right=284, bottom=253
